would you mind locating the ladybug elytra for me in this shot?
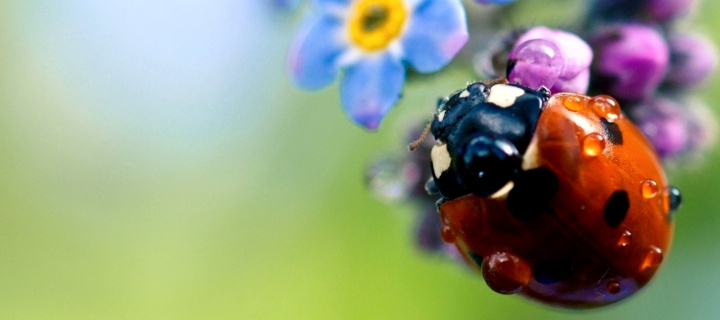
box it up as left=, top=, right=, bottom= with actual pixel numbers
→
left=427, top=81, right=681, bottom=308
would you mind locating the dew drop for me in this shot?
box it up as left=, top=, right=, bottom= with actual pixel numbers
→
left=508, top=39, right=564, bottom=90
left=366, top=155, right=415, bottom=201
left=617, top=230, right=632, bottom=248
left=641, top=180, right=659, bottom=199
left=582, top=133, right=606, bottom=157
left=563, top=95, right=586, bottom=112
left=592, top=95, right=621, bottom=122
left=641, top=246, right=664, bottom=271
left=441, top=225, right=456, bottom=243
left=481, top=252, right=532, bottom=294
left=607, top=281, right=621, bottom=294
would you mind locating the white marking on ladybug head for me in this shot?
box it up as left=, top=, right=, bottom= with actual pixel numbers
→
left=431, top=143, right=452, bottom=178
left=459, top=90, right=470, bottom=98
left=486, top=84, right=525, bottom=108
left=438, top=110, right=446, bottom=122
left=490, top=181, right=515, bottom=199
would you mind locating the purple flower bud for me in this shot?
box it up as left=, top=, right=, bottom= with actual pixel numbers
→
left=630, top=98, right=687, bottom=158
left=665, top=33, right=718, bottom=89
left=685, top=100, right=718, bottom=156
left=508, top=27, right=592, bottom=94
left=508, top=39, right=563, bottom=91
left=646, top=0, right=696, bottom=21
left=591, top=24, right=669, bottom=102
left=508, top=39, right=563, bottom=89
left=628, top=97, right=716, bottom=159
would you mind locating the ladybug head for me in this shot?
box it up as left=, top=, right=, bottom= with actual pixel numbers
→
left=429, top=82, right=550, bottom=200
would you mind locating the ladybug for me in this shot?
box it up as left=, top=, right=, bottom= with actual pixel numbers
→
left=425, top=81, right=681, bottom=308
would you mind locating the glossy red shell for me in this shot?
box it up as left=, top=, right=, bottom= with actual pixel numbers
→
left=439, top=93, right=674, bottom=308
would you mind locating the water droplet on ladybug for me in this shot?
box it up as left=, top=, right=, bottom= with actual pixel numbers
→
left=591, top=95, right=621, bottom=122
left=562, top=95, right=586, bottom=112
left=481, top=252, right=532, bottom=294
left=441, top=225, right=456, bottom=243
left=641, top=246, right=664, bottom=271
left=582, top=133, right=606, bottom=157
left=607, top=281, right=621, bottom=294
left=617, top=230, right=632, bottom=248
left=641, top=180, right=659, bottom=199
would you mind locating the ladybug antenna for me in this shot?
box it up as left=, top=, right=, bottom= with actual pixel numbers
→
left=484, top=77, right=509, bottom=86
left=408, top=120, right=432, bottom=151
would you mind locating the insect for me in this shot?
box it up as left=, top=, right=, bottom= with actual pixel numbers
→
left=424, top=81, right=681, bottom=308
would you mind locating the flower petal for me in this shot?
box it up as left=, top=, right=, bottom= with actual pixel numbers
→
left=288, top=15, right=347, bottom=90
left=275, top=0, right=303, bottom=10
left=341, top=54, right=406, bottom=130
left=312, top=0, right=351, bottom=11
left=402, top=0, right=468, bottom=73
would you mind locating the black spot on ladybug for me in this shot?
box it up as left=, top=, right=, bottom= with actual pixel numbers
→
left=668, top=186, right=682, bottom=221
left=604, top=191, right=630, bottom=227
left=468, top=251, right=484, bottom=267
left=534, top=259, right=574, bottom=284
left=507, top=168, right=559, bottom=220
left=601, top=118, right=623, bottom=145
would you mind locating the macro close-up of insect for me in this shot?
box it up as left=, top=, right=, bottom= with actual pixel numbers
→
left=0, top=0, right=718, bottom=319
left=423, top=81, right=680, bottom=307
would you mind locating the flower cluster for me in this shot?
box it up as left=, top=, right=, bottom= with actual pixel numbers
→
left=586, top=0, right=718, bottom=160
left=472, top=0, right=717, bottom=160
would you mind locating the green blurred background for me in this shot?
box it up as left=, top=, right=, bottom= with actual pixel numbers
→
left=0, top=0, right=718, bottom=319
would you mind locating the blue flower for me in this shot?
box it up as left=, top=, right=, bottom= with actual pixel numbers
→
left=275, top=0, right=303, bottom=11
left=288, top=0, right=468, bottom=130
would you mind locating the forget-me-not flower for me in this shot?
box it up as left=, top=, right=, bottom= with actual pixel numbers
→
left=288, top=0, right=468, bottom=130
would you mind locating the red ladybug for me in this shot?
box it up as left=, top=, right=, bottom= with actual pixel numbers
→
left=426, top=81, right=681, bottom=308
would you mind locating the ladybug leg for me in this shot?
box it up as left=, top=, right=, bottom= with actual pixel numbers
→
left=506, top=168, right=559, bottom=220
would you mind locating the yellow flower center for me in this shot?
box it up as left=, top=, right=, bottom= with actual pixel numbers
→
left=348, top=0, right=407, bottom=51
